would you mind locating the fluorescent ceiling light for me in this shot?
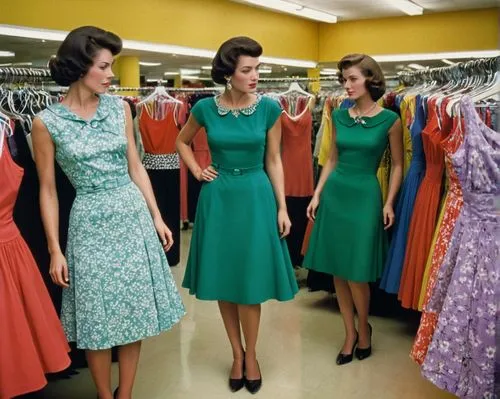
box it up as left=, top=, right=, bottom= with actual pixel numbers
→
left=239, top=0, right=337, bottom=23
left=201, top=66, right=212, bottom=70
left=180, top=68, right=201, bottom=75
left=320, top=68, right=338, bottom=75
left=441, top=59, right=457, bottom=66
left=0, top=24, right=317, bottom=69
left=139, top=62, right=162, bottom=66
left=259, top=68, right=273, bottom=74
left=0, top=51, right=15, bottom=57
left=389, top=1, right=424, bottom=16
left=372, top=50, right=500, bottom=62
left=164, top=72, right=179, bottom=76
left=407, top=63, right=427, bottom=70
left=0, top=61, right=32, bottom=66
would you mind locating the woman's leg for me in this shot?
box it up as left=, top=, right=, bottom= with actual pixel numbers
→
left=218, top=301, right=245, bottom=378
left=238, top=304, right=261, bottom=379
left=86, top=349, right=113, bottom=399
left=348, top=281, right=371, bottom=348
left=117, top=341, right=142, bottom=399
left=333, top=277, right=357, bottom=354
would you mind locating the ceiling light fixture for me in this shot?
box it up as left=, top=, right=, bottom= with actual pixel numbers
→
left=180, top=68, right=201, bottom=75
left=139, top=62, right=162, bottom=66
left=441, top=59, right=457, bottom=66
left=389, top=0, right=424, bottom=16
left=164, top=72, right=180, bottom=76
left=238, top=0, right=337, bottom=23
left=320, top=68, right=338, bottom=75
left=0, top=51, right=15, bottom=57
left=201, top=66, right=212, bottom=70
left=372, top=50, right=500, bottom=62
left=0, top=24, right=317, bottom=69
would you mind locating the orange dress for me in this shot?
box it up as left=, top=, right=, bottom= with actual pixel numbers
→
left=0, top=134, right=70, bottom=399
left=410, top=114, right=464, bottom=365
left=281, top=107, right=315, bottom=197
left=398, top=98, right=448, bottom=309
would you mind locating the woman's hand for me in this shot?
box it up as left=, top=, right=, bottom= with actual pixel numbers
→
left=383, top=203, right=395, bottom=230
left=154, top=217, right=174, bottom=251
left=306, top=195, right=320, bottom=222
left=278, top=208, right=292, bottom=239
left=50, top=252, right=70, bottom=288
left=197, top=166, right=218, bottom=182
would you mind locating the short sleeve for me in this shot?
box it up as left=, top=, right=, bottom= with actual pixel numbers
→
left=265, top=97, right=283, bottom=130
left=190, top=99, right=205, bottom=126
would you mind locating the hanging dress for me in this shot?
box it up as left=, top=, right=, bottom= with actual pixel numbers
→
left=410, top=113, right=465, bottom=365
left=398, top=98, right=448, bottom=309
left=182, top=95, right=298, bottom=304
left=0, top=132, right=70, bottom=399
left=380, top=95, right=426, bottom=293
left=37, top=94, right=185, bottom=350
left=139, top=103, right=182, bottom=265
left=421, top=96, right=499, bottom=399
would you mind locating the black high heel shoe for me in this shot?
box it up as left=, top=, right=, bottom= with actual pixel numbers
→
left=245, top=359, right=262, bottom=394
left=113, top=387, right=119, bottom=399
left=355, top=323, right=373, bottom=361
left=229, top=354, right=246, bottom=392
left=336, top=333, right=358, bottom=365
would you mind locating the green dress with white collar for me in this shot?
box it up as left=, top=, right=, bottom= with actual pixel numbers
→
left=303, top=108, right=399, bottom=282
left=37, top=94, right=185, bottom=350
left=182, top=95, right=298, bottom=304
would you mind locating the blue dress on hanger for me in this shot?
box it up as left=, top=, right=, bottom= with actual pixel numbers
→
left=380, top=95, right=427, bottom=293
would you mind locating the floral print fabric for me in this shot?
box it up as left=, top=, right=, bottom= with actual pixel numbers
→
left=420, top=96, right=499, bottom=399
left=38, top=95, right=185, bottom=350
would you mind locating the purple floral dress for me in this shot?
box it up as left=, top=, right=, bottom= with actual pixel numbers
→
left=421, top=96, right=500, bottom=398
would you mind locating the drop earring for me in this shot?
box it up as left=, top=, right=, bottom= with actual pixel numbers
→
left=226, top=78, right=232, bottom=91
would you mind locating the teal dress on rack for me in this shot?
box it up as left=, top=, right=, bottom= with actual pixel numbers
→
left=182, top=95, right=298, bottom=304
left=38, top=94, right=185, bottom=350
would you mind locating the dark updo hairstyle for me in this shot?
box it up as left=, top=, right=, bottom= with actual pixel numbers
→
left=211, top=36, right=263, bottom=84
left=337, top=54, right=386, bottom=101
left=49, top=26, right=122, bottom=86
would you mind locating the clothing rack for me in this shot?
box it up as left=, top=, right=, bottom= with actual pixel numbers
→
left=397, top=56, right=499, bottom=86
left=0, top=67, right=52, bottom=84
left=109, top=86, right=222, bottom=93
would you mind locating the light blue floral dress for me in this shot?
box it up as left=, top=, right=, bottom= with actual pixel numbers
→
left=38, top=94, right=185, bottom=350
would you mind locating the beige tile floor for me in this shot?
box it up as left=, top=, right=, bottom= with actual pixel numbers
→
left=40, top=231, right=456, bottom=399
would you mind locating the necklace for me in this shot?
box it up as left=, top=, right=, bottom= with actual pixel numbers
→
left=353, top=103, right=378, bottom=125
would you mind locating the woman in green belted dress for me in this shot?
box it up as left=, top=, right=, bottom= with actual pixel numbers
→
left=176, top=37, right=298, bottom=394
left=32, top=26, right=184, bottom=399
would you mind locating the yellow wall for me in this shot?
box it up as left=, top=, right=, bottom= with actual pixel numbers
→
left=0, top=0, right=319, bottom=61
left=319, top=8, right=499, bottom=62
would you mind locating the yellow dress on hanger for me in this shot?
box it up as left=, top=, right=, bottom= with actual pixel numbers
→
left=318, top=101, right=333, bottom=167
left=400, top=95, right=416, bottom=177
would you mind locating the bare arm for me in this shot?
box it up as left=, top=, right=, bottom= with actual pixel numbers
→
left=176, top=114, right=217, bottom=181
left=265, top=117, right=286, bottom=211
left=32, top=117, right=68, bottom=287
left=265, top=117, right=291, bottom=238
left=314, top=117, right=338, bottom=199
left=123, top=102, right=173, bottom=249
left=383, top=118, right=404, bottom=229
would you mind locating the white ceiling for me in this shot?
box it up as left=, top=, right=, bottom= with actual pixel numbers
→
left=238, top=0, right=499, bottom=21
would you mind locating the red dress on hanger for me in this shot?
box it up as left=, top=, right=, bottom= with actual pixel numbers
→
left=398, top=98, right=449, bottom=309
left=410, top=113, right=464, bottom=364
left=281, top=105, right=314, bottom=197
left=0, top=133, right=70, bottom=399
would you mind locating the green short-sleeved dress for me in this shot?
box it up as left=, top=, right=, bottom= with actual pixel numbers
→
left=182, top=95, right=298, bottom=304
left=303, top=108, right=399, bottom=282
left=38, top=95, right=185, bottom=350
